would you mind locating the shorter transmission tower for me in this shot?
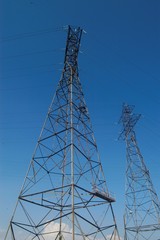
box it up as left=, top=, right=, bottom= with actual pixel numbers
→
left=119, top=104, right=160, bottom=240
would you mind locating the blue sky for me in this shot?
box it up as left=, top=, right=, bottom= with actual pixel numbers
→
left=0, top=0, right=160, bottom=238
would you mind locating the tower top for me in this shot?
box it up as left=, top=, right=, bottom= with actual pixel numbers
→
left=64, top=25, right=83, bottom=67
left=119, top=103, right=141, bottom=140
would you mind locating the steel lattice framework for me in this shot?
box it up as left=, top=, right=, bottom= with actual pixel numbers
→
left=119, top=104, right=160, bottom=240
left=5, top=26, right=120, bottom=240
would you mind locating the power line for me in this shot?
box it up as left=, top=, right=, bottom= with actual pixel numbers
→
left=0, top=68, right=57, bottom=81
left=0, top=26, right=66, bottom=42
left=0, top=48, right=64, bottom=60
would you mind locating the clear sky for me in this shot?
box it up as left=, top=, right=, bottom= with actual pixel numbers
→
left=0, top=0, right=160, bottom=238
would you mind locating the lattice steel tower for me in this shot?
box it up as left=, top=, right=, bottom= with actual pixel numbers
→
left=5, top=26, right=120, bottom=240
left=119, top=104, right=160, bottom=240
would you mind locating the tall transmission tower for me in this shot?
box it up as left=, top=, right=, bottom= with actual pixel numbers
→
left=5, top=26, right=120, bottom=240
left=119, top=104, right=160, bottom=240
